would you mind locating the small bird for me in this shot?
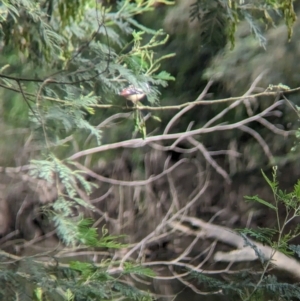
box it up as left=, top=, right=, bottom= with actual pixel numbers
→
left=119, top=84, right=150, bottom=138
left=119, top=85, right=148, bottom=103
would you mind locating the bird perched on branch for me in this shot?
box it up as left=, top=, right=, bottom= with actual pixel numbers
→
left=119, top=84, right=149, bottom=103
left=119, top=84, right=150, bottom=139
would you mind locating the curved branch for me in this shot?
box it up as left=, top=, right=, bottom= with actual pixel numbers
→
left=68, top=100, right=284, bottom=160
left=173, top=216, right=300, bottom=279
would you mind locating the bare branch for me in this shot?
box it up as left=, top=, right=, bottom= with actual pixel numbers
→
left=68, top=100, right=284, bottom=160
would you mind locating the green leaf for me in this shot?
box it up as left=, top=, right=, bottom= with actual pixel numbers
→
left=123, top=263, right=156, bottom=277
left=261, top=169, right=278, bottom=193
left=294, top=180, right=300, bottom=199
left=244, top=195, right=277, bottom=210
left=154, top=71, right=175, bottom=81
left=33, top=287, right=43, bottom=301
left=69, top=261, right=96, bottom=278
left=238, top=227, right=277, bottom=245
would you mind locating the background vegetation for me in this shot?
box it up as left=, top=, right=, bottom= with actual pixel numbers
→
left=1, top=0, right=300, bottom=300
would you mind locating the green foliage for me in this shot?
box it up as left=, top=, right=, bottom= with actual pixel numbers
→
left=0, top=254, right=155, bottom=301
left=240, top=227, right=276, bottom=245
left=122, top=262, right=156, bottom=277
left=190, top=168, right=300, bottom=300
left=0, top=216, right=150, bottom=300
left=190, top=0, right=296, bottom=48
left=245, top=194, right=277, bottom=210
left=243, top=168, right=300, bottom=298
left=1, top=0, right=299, bottom=300
left=243, top=167, right=300, bottom=251
left=113, top=282, right=152, bottom=301
left=0, top=0, right=177, bottom=239
left=0, top=0, right=175, bottom=151
left=1, top=0, right=55, bottom=62
left=0, top=0, right=176, bottom=300
left=190, top=271, right=255, bottom=299
left=189, top=1, right=228, bottom=48
left=190, top=271, right=300, bottom=300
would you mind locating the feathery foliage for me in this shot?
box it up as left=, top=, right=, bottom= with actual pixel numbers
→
left=190, top=0, right=296, bottom=48
left=0, top=1, right=299, bottom=301
left=190, top=167, right=300, bottom=300
left=0, top=0, right=175, bottom=300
